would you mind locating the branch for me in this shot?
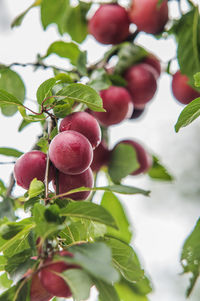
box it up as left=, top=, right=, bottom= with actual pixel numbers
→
left=3, top=62, right=70, bottom=73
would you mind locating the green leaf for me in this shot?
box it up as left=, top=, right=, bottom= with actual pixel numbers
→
left=18, top=106, right=45, bottom=122
left=56, top=184, right=150, bottom=198
left=0, top=148, right=23, bottom=158
left=77, top=51, right=88, bottom=76
left=5, top=249, right=35, bottom=282
left=0, top=219, right=35, bottom=256
left=115, top=280, right=148, bottom=301
left=101, top=192, right=132, bottom=244
left=0, top=198, right=16, bottom=221
left=41, top=0, right=69, bottom=30
left=176, top=9, right=200, bottom=85
left=0, top=285, right=17, bottom=301
left=56, top=83, right=105, bottom=112
left=115, top=43, right=147, bottom=75
left=108, top=74, right=127, bottom=87
left=148, top=155, right=173, bottom=181
left=11, top=1, right=40, bottom=28
left=0, top=273, right=12, bottom=290
left=36, top=78, right=56, bottom=105
left=46, top=41, right=81, bottom=66
left=105, top=237, right=144, bottom=283
left=89, top=69, right=112, bottom=92
left=0, top=180, right=6, bottom=196
left=181, top=218, right=200, bottom=296
left=28, top=179, right=45, bottom=198
left=194, top=72, right=200, bottom=88
left=64, top=3, right=89, bottom=43
left=94, top=278, right=120, bottom=301
left=36, top=137, right=49, bottom=153
left=0, top=255, right=7, bottom=271
left=60, top=202, right=118, bottom=229
left=66, top=242, right=119, bottom=284
left=0, top=69, right=25, bottom=116
left=0, top=223, right=24, bottom=240
left=108, top=143, right=140, bottom=183
left=175, top=97, right=200, bottom=132
left=62, top=269, right=92, bottom=301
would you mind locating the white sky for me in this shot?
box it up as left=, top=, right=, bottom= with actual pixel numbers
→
left=1, top=1, right=200, bottom=300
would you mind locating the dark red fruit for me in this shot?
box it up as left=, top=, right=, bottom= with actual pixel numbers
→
left=88, top=4, right=130, bottom=45
left=59, top=112, right=101, bottom=149
left=124, top=63, right=157, bottom=106
left=39, top=251, right=79, bottom=298
left=30, top=272, right=53, bottom=301
left=118, top=140, right=152, bottom=175
left=91, top=141, right=111, bottom=172
left=143, top=54, right=161, bottom=78
left=53, top=168, right=94, bottom=200
left=128, top=0, right=168, bottom=34
left=14, top=151, right=54, bottom=190
left=49, top=130, right=93, bottom=175
left=172, top=70, right=200, bottom=105
left=92, top=86, right=133, bottom=126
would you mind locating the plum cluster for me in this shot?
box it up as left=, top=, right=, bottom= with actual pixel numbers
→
left=88, top=0, right=168, bottom=45
left=14, top=112, right=102, bottom=201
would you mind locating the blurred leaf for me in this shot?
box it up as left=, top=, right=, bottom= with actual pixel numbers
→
left=105, top=237, right=144, bottom=283
left=65, top=242, right=120, bottom=284
left=101, top=192, right=132, bottom=243
left=108, top=74, right=127, bottom=87
left=57, top=184, right=150, bottom=197
left=0, top=180, right=6, bottom=196
left=77, top=51, right=88, bottom=76
left=148, top=155, right=173, bottom=181
left=0, top=273, right=12, bottom=290
left=5, top=249, right=35, bottom=282
left=18, top=120, right=31, bottom=132
left=115, top=279, right=148, bottom=301
left=63, top=3, right=90, bottom=43
left=175, top=97, right=200, bottom=132
left=11, top=0, right=41, bottom=28
left=36, top=78, right=56, bottom=105
left=181, top=218, right=200, bottom=296
left=57, top=83, right=105, bottom=112
left=36, top=137, right=49, bottom=153
left=60, top=202, right=118, bottom=229
left=62, top=269, right=92, bottom=301
left=41, top=0, right=69, bottom=29
left=0, top=285, right=17, bottom=301
left=95, top=279, right=120, bottom=301
left=0, top=256, right=7, bottom=271
left=28, top=179, right=45, bottom=199
left=0, top=69, right=25, bottom=116
left=89, top=69, right=112, bottom=91
left=108, top=143, right=140, bottom=183
left=46, top=41, right=81, bottom=66
left=194, top=72, right=200, bottom=88
left=175, top=9, right=200, bottom=86
left=0, top=199, right=15, bottom=221
left=0, top=148, right=23, bottom=158
left=115, top=43, right=147, bottom=75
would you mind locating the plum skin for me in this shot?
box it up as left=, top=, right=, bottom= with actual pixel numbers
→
left=117, top=140, right=152, bottom=175
left=91, top=141, right=111, bottom=172
left=30, top=272, right=53, bottom=301
left=49, top=130, right=93, bottom=175
left=143, top=54, right=161, bottom=79
left=52, top=168, right=94, bottom=200
left=14, top=150, right=54, bottom=190
left=59, top=112, right=101, bottom=149
left=172, top=70, right=200, bottom=105
left=88, top=4, right=130, bottom=45
left=124, top=63, right=157, bottom=106
left=92, top=86, right=133, bottom=126
left=39, top=251, right=79, bottom=298
left=128, top=0, right=168, bottom=34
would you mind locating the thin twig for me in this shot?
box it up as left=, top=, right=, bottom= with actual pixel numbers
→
left=44, top=119, right=54, bottom=198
